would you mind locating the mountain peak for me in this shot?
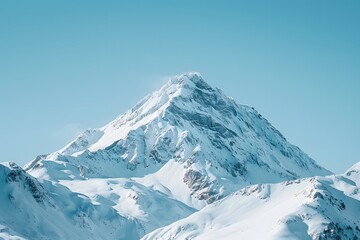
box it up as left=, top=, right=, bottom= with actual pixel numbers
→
left=26, top=73, right=331, bottom=207
left=4, top=161, right=21, bottom=171
left=165, top=72, right=214, bottom=93
left=170, top=72, right=203, bottom=85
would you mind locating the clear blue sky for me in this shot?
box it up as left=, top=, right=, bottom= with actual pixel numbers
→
left=0, top=0, right=359, bottom=173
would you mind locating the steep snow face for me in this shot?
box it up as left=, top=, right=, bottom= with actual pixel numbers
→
left=143, top=170, right=360, bottom=240
left=0, top=162, right=139, bottom=240
left=25, top=73, right=331, bottom=205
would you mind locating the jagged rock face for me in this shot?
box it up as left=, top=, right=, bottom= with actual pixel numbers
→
left=25, top=73, right=331, bottom=204
left=2, top=162, right=51, bottom=206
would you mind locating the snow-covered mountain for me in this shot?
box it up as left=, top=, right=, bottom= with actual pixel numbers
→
left=0, top=162, right=139, bottom=240
left=25, top=73, right=331, bottom=209
left=143, top=162, right=360, bottom=240
left=2, top=72, right=343, bottom=239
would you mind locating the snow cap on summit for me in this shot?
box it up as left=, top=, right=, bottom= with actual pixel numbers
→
left=170, top=72, right=203, bottom=84
left=167, top=72, right=213, bottom=92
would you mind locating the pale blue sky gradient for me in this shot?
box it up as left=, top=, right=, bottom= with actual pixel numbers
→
left=0, top=1, right=359, bottom=173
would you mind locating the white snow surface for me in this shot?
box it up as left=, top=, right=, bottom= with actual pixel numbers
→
left=2, top=73, right=349, bottom=240
left=0, top=162, right=139, bottom=240
left=143, top=169, right=360, bottom=240
left=58, top=177, right=196, bottom=235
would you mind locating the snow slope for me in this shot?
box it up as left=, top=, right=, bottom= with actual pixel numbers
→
left=143, top=162, right=360, bottom=240
left=59, top=178, right=196, bottom=235
left=25, top=73, right=331, bottom=209
left=0, top=162, right=139, bottom=240
left=345, top=161, right=360, bottom=184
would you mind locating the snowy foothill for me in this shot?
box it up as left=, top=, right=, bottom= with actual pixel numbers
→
left=143, top=172, right=360, bottom=240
